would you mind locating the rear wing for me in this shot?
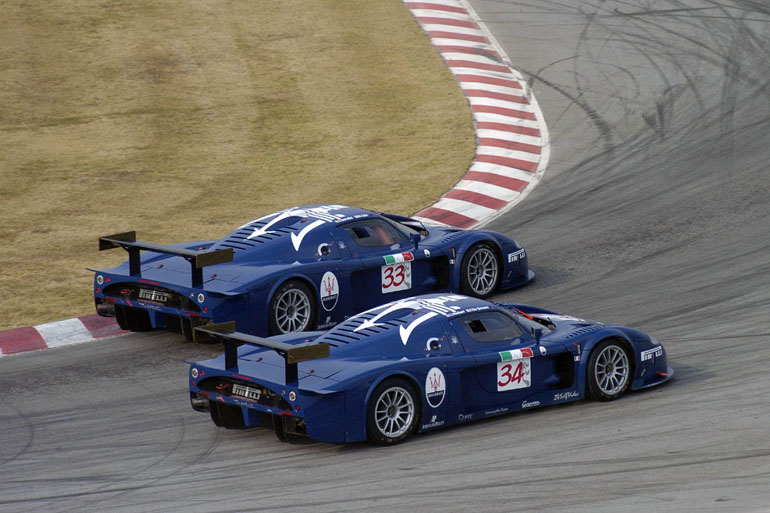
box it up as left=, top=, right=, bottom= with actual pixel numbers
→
left=195, top=322, right=330, bottom=385
left=99, top=231, right=233, bottom=288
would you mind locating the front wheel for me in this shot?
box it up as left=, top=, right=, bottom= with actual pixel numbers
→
left=460, top=242, right=500, bottom=298
left=586, top=340, right=632, bottom=401
left=268, top=280, right=316, bottom=335
left=367, top=378, right=420, bottom=445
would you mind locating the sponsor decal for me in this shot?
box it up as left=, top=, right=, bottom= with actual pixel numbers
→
left=458, top=413, right=474, bottom=422
left=497, top=357, right=532, bottom=391
left=574, top=355, right=581, bottom=362
left=484, top=407, right=509, bottom=416
left=522, top=400, right=540, bottom=408
left=232, top=383, right=262, bottom=401
left=538, top=346, right=547, bottom=356
left=423, top=249, right=431, bottom=258
left=554, top=391, right=579, bottom=401
left=508, top=249, right=525, bottom=263
left=318, top=315, right=336, bottom=330
left=381, top=261, right=412, bottom=293
left=320, top=272, right=339, bottom=311
left=383, top=252, right=414, bottom=265
left=425, top=367, right=446, bottom=408
left=139, top=288, right=168, bottom=303
left=421, top=415, right=445, bottom=429
left=641, top=346, right=663, bottom=362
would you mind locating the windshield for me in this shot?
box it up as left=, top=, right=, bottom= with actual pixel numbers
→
left=497, top=306, right=553, bottom=336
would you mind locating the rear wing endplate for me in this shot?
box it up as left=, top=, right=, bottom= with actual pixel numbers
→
left=99, top=231, right=233, bottom=288
left=195, top=322, right=330, bottom=385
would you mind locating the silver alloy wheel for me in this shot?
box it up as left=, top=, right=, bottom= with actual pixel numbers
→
left=274, top=287, right=312, bottom=333
left=374, top=386, right=415, bottom=439
left=467, top=246, right=499, bottom=296
left=594, top=345, right=630, bottom=395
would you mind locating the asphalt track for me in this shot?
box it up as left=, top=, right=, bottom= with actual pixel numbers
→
left=1, top=1, right=769, bottom=512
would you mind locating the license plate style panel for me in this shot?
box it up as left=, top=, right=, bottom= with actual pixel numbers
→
left=139, top=288, right=169, bottom=303
left=231, top=383, right=262, bottom=401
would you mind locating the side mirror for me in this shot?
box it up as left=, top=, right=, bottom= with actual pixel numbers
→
left=410, top=232, right=420, bottom=250
left=531, top=327, right=543, bottom=345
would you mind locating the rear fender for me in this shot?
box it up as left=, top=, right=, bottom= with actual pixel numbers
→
left=250, top=273, right=320, bottom=334
left=344, top=369, right=424, bottom=443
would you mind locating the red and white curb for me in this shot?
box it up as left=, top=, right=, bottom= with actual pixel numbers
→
left=405, top=0, right=550, bottom=229
left=2, top=1, right=549, bottom=357
left=0, top=315, right=126, bottom=357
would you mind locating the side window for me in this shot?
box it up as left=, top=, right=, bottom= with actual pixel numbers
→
left=341, top=219, right=405, bottom=248
left=456, top=312, right=522, bottom=342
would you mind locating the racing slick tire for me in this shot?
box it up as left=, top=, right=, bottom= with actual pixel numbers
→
left=367, top=378, right=420, bottom=445
left=268, top=280, right=316, bottom=335
left=586, top=339, right=632, bottom=401
left=460, top=242, right=501, bottom=298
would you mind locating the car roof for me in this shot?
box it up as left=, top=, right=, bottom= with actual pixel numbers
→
left=315, top=294, right=497, bottom=348
left=210, top=204, right=378, bottom=254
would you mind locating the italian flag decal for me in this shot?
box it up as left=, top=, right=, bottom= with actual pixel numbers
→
left=499, top=348, right=534, bottom=361
left=383, top=252, right=414, bottom=265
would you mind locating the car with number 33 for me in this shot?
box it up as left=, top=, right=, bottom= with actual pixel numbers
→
left=188, top=294, right=673, bottom=445
left=92, top=204, right=533, bottom=340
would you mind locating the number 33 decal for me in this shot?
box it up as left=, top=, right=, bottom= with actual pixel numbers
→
left=381, top=262, right=412, bottom=293
left=497, top=358, right=531, bottom=391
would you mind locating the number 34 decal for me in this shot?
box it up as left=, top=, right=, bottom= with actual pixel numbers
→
left=381, top=262, right=412, bottom=293
left=497, top=358, right=531, bottom=391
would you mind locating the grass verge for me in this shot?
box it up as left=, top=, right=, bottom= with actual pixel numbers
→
left=0, top=0, right=474, bottom=330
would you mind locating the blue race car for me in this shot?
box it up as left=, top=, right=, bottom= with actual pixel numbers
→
left=92, top=205, right=532, bottom=340
left=189, top=294, right=673, bottom=445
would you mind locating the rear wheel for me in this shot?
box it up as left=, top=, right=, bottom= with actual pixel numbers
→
left=586, top=340, right=632, bottom=401
left=460, top=242, right=500, bottom=298
left=268, top=280, right=316, bottom=335
left=367, top=378, right=419, bottom=445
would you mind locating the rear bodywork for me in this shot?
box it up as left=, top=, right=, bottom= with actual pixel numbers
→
left=188, top=294, right=673, bottom=443
left=93, top=205, right=533, bottom=339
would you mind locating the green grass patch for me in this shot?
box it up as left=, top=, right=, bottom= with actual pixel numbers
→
left=0, top=0, right=474, bottom=330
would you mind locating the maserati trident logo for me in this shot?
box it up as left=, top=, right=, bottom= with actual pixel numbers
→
left=320, top=272, right=339, bottom=311
left=425, top=367, right=446, bottom=408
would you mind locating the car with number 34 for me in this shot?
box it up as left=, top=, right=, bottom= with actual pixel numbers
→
left=92, top=204, right=532, bottom=340
left=188, top=294, right=673, bottom=445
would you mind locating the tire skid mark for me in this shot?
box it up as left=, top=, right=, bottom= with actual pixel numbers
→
left=0, top=403, right=35, bottom=469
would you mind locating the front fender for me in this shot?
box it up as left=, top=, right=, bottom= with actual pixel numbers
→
left=450, top=233, right=508, bottom=291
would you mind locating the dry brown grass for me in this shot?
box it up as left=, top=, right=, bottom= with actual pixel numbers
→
left=0, top=0, right=474, bottom=330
